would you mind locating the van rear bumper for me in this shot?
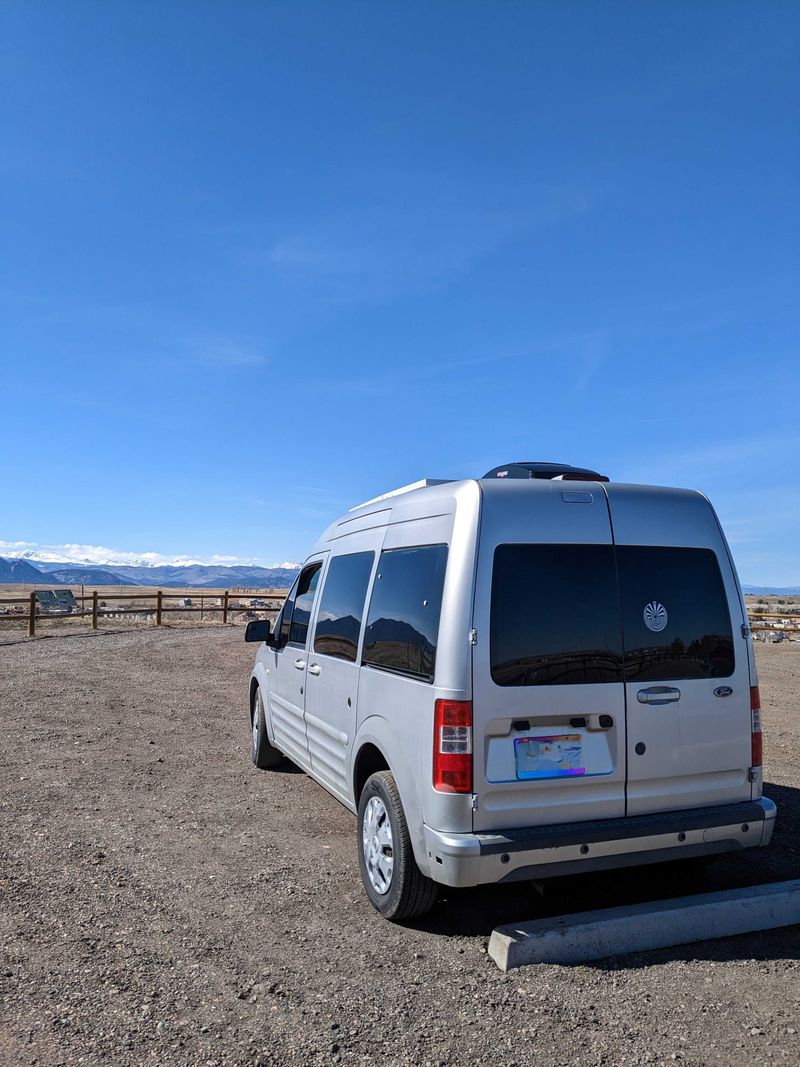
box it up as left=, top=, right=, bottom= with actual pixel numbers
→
left=422, top=797, right=777, bottom=888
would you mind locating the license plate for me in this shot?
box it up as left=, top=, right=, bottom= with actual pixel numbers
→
left=514, top=734, right=585, bottom=779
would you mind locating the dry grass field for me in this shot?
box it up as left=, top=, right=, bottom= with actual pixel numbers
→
left=1, top=627, right=798, bottom=1066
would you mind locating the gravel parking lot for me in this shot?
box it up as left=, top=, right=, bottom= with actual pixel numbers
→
left=1, top=625, right=799, bottom=1067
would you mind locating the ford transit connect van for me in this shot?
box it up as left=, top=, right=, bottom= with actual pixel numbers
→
left=246, top=463, right=775, bottom=921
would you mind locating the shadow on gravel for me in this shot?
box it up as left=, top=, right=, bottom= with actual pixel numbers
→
left=586, top=923, right=800, bottom=970
left=411, top=781, right=800, bottom=955
left=272, top=759, right=305, bottom=774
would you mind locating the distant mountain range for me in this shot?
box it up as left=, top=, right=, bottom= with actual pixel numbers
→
left=742, top=585, right=800, bottom=596
left=0, top=556, right=300, bottom=589
left=1, top=554, right=795, bottom=595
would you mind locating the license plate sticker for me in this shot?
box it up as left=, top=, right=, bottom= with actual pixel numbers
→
left=514, top=734, right=585, bottom=779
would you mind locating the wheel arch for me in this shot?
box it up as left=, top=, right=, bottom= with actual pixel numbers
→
left=353, top=742, right=390, bottom=806
left=248, top=664, right=276, bottom=745
left=249, top=675, right=259, bottom=719
left=351, top=716, right=430, bottom=878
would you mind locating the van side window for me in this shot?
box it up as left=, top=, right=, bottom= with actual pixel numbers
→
left=490, top=544, right=623, bottom=686
left=286, top=563, right=322, bottom=646
left=277, top=573, right=301, bottom=644
left=313, top=551, right=375, bottom=662
left=362, top=545, right=448, bottom=683
left=617, top=546, right=734, bottom=680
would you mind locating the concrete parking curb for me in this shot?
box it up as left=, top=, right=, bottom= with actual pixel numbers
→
left=489, top=879, right=800, bottom=971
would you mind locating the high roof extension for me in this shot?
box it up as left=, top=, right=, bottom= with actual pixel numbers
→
left=349, top=462, right=609, bottom=511
left=482, top=461, right=609, bottom=482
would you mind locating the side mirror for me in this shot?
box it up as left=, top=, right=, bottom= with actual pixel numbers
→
left=245, top=619, right=271, bottom=644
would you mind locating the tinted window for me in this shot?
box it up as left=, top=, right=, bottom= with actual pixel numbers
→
left=287, top=563, right=322, bottom=646
left=278, top=573, right=301, bottom=643
left=490, top=544, right=623, bottom=686
left=618, top=546, right=734, bottom=680
left=313, top=551, right=375, bottom=662
left=362, top=545, right=448, bottom=682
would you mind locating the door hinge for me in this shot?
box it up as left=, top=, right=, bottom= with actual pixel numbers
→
left=742, top=623, right=750, bottom=639
left=471, top=794, right=479, bottom=811
left=469, top=628, right=478, bottom=646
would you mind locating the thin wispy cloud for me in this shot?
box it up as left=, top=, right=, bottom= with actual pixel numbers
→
left=229, top=172, right=591, bottom=306
left=310, top=329, right=609, bottom=399
left=621, top=432, right=800, bottom=487
left=185, top=336, right=269, bottom=368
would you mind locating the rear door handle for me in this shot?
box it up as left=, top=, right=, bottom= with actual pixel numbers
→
left=294, top=659, right=306, bottom=671
left=308, top=664, right=321, bottom=676
left=637, top=686, right=681, bottom=705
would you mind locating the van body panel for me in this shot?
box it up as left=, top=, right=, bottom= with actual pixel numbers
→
left=328, top=508, right=392, bottom=538
left=471, top=480, right=628, bottom=831
left=304, top=529, right=386, bottom=807
left=605, top=485, right=752, bottom=815
left=353, top=714, right=433, bottom=875
left=262, top=552, right=328, bottom=769
left=706, top=493, right=762, bottom=802
left=356, top=668, right=475, bottom=838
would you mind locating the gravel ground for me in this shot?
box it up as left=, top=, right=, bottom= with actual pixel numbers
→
left=1, top=625, right=799, bottom=1067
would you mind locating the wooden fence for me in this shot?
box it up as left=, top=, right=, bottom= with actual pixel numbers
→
left=0, top=592, right=796, bottom=640
left=0, top=590, right=287, bottom=638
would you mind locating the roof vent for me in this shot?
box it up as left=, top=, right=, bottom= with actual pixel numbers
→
left=482, top=461, right=609, bottom=482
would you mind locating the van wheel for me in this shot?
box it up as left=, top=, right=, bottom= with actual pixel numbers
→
left=357, top=770, right=439, bottom=922
left=251, top=688, right=282, bottom=769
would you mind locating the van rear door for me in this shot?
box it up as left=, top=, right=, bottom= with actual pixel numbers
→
left=471, top=481, right=626, bottom=832
left=607, top=485, right=752, bottom=815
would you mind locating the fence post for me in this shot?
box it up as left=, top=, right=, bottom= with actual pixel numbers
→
left=156, top=590, right=163, bottom=626
left=28, top=591, right=36, bottom=638
left=200, top=595, right=204, bottom=622
left=222, top=591, right=229, bottom=624
left=91, top=590, right=99, bottom=630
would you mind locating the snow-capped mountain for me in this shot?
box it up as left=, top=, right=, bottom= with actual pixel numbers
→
left=0, top=542, right=301, bottom=588
left=0, top=556, right=300, bottom=589
left=0, top=541, right=299, bottom=570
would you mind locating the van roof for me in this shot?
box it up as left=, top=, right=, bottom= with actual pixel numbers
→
left=314, top=476, right=709, bottom=550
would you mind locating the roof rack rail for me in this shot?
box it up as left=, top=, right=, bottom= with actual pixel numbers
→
left=350, top=479, right=452, bottom=511
left=482, top=461, right=609, bottom=482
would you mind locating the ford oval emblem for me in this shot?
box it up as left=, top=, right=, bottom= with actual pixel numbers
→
left=714, top=685, right=733, bottom=698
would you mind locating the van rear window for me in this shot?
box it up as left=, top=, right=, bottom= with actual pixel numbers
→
left=490, top=544, right=623, bottom=686
left=617, top=546, right=734, bottom=680
left=362, top=545, right=448, bottom=682
left=489, top=543, right=735, bottom=686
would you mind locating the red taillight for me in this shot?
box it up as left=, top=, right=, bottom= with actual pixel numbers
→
left=751, top=686, right=762, bottom=767
left=433, top=699, right=473, bottom=794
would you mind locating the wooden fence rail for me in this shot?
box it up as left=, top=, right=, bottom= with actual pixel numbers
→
left=0, top=590, right=287, bottom=637
left=1, top=591, right=796, bottom=639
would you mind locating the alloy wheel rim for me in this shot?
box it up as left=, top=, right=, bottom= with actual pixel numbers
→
left=362, top=795, right=394, bottom=895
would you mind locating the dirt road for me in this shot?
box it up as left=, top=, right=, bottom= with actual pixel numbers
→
left=1, top=626, right=799, bottom=1066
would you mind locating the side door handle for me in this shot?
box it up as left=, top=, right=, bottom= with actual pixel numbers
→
left=307, top=664, right=321, bottom=676
left=637, top=686, right=681, bottom=705
left=294, top=658, right=306, bottom=671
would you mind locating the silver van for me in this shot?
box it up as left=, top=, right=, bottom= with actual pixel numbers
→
left=246, top=462, right=775, bottom=921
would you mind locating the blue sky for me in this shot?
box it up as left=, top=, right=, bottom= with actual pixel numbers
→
left=1, top=2, right=798, bottom=583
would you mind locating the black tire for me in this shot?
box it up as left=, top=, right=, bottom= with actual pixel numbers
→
left=251, top=687, right=283, bottom=769
left=357, top=770, right=439, bottom=922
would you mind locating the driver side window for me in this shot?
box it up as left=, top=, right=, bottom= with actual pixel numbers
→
left=279, top=562, right=323, bottom=647
left=277, top=573, right=301, bottom=645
